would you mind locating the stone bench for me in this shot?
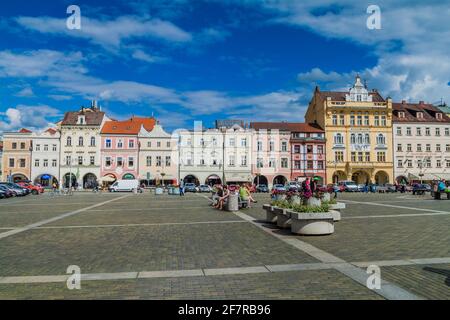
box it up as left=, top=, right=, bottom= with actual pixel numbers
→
left=329, top=202, right=346, bottom=221
left=273, top=207, right=291, bottom=229
left=263, top=204, right=277, bottom=223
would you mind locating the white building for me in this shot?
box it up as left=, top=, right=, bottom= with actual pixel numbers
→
left=59, top=102, right=109, bottom=189
left=178, top=122, right=253, bottom=185
left=31, top=128, right=60, bottom=187
left=138, top=123, right=179, bottom=186
left=393, top=101, right=450, bottom=183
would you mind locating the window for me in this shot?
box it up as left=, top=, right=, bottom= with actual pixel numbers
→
left=268, top=158, right=275, bottom=168
left=20, top=143, right=25, bottom=149
left=257, top=158, right=263, bottom=168
left=357, top=134, right=363, bottom=144
left=396, top=127, right=402, bottom=136
left=445, top=128, right=450, bottom=136
left=335, top=151, right=344, bottom=162
left=407, top=144, right=412, bottom=152
left=307, top=161, right=313, bottom=169
left=306, top=145, right=313, bottom=153
left=436, top=144, right=441, bottom=152
left=317, top=161, right=324, bottom=170
left=398, top=111, right=405, bottom=118
left=117, top=140, right=123, bottom=148
left=36, top=144, right=40, bottom=151
left=66, top=156, right=71, bottom=166
left=365, top=134, right=370, bottom=144
left=364, top=115, right=369, bottom=126
left=374, top=115, right=380, bottom=126
left=416, top=127, right=421, bottom=136
left=12, top=142, right=17, bottom=149
left=334, top=133, right=344, bottom=144
left=35, top=159, right=40, bottom=167
left=436, top=159, right=441, bottom=168
left=447, top=144, right=450, bottom=152
left=106, top=139, right=112, bottom=148
left=381, top=115, right=387, bottom=126
left=157, top=141, right=161, bottom=148
left=417, top=144, right=422, bottom=152
left=406, top=127, right=411, bottom=136
left=19, top=159, right=26, bottom=167
left=257, top=140, right=263, bottom=151
left=339, top=114, right=345, bottom=125
left=105, top=157, right=111, bottom=167
left=128, top=157, right=134, bottom=167
left=351, top=152, right=356, bottom=162
left=281, top=141, right=288, bottom=152
left=281, top=158, right=288, bottom=168
left=166, top=156, right=171, bottom=166
left=90, top=137, right=96, bottom=147
left=44, top=144, right=48, bottom=151
left=229, top=138, right=235, bottom=147
left=357, top=115, right=362, bottom=126
left=67, top=137, right=72, bottom=146
left=129, top=140, right=135, bottom=148
left=294, top=145, right=301, bottom=153
left=237, top=155, right=246, bottom=166
left=269, top=140, right=274, bottom=152
left=78, top=156, right=83, bottom=165
left=156, top=156, right=162, bottom=167
left=447, top=160, right=450, bottom=168
left=350, top=134, right=356, bottom=144
left=117, top=157, right=123, bottom=167
left=229, top=155, right=235, bottom=166
left=376, top=134, right=385, bottom=145
left=436, top=113, right=443, bottom=120
left=78, top=137, right=83, bottom=146
left=52, top=144, right=57, bottom=151
left=407, top=159, right=412, bottom=168
left=350, top=114, right=355, bottom=125
left=146, top=156, right=152, bottom=166
left=147, top=141, right=152, bottom=148
left=425, top=127, right=430, bottom=136
left=397, top=159, right=403, bottom=168
left=9, top=158, right=15, bottom=167
left=52, top=159, right=57, bottom=167
left=417, top=112, right=423, bottom=119
left=317, top=145, right=324, bottom=154
left=43, top=159, right=48, bottom=167
left=90, top=156, right=95, bottom=165
left=365, top=152, right=370, bottom=162
left=241, top=138, right=247, bottom=147
left=436, top=128, right=441, bottom=136
left=397, top=144, right=402, bottom=152
left=332, top=114, right=338, bottom=125
left=377, top=152, right=386, bottom=162
left=167, top=141, right=171, bottom=148
left=426, top=144, right=431, bottom=152
left=294, top=160, right=301, bottom=169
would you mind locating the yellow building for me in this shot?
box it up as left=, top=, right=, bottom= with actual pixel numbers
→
left=305, top=76, right=394, bottom=185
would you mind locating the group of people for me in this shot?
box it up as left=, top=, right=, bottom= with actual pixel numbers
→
left=212, top=183, right=257, bottom=210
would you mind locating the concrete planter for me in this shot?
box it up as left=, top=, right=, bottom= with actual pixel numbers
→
left=321, top=193, right=331, bottom=202
left=273, top=207, right=291, bottom=228
left=330, top=209, right=341, bottom=222
left=289, top=195, right=302, bottom=205
left=330, top=202, right=346, bottom=210
left=289, top=211, right=334, bottom=235
left=306, top=197, right=322, bottom=207
left=263, top=204, right=277, bottom=223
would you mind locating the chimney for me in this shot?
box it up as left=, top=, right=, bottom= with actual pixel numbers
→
left=419, top=100, right=424, bottom=105
left=91, top=100, right=98, bottom=110
left=401, top=100, right=406, bottom=104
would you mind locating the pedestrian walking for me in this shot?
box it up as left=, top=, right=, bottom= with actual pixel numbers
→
left=179, top=179, right=185, bottom=196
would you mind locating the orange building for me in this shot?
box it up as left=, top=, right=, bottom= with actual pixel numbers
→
left=1, top=128, right=33, bottom=182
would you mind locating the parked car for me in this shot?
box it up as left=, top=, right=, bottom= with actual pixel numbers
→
left=199, top=184, right=212, bottom=193
left=317, top=184, right=334, bottom=193
left=0, top=189, right=5, bottom=199
left=384, top=184, right=397, bottom=193
left=0, top=183, right=28, bottom=196
left=108, top=179, right=142, bottom=192
left=412, top=183, right=431, bottom=195
left=256, top=184, right=269, bottom=193
left=184, top=183, right=199, bottom=192
left=338, top=181, right=358, bottom=192
left=272, top=184, right=287, bottom=192
left=0, top=185, right=15, bottom=197
left=357, top=184, right=366, bottom=192
left=16, top=182, right=44, bottom=195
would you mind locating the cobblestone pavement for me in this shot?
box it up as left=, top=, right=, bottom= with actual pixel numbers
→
left=0, top=191, right=448, bottom=299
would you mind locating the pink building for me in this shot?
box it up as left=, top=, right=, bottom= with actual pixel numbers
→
left=250, top=122, right=326, bottom=187
left=100, top=117, right=155, bottom=183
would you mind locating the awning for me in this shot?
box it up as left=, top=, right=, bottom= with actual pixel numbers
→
left=431, top=173, right=450, bottom=180
left=100, top=176, right=116, bottom=182
left=409, top=173, right=438, bottom=181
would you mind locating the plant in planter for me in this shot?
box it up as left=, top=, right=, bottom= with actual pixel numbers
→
left=286, top=190, right=302, bottom=205
left=271, top=189, right=287, bottom=201
left=288, top=203, right=334, bottom=235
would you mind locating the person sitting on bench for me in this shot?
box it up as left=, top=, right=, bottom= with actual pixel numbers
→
left=214, top=185, right=229, bottom=211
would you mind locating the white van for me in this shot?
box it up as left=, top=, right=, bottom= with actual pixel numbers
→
left=109, top=179, right=142, bottom=192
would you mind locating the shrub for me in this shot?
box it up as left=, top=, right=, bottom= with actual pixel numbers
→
left=291, top=203, right=330, bottom=213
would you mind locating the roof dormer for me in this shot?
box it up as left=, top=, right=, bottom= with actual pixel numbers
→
left=398, top=111, right=405, bottom=118
left=77, top=115, right=86, bottom=125
left=345, top=75, right=373, bottom=102
left=416, top=112, right=423, bottom=119
left=436, top=113, right=443, bottom=120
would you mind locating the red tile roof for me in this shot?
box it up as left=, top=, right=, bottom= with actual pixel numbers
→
left=317, top=89, right=385, bottom=102
left=101, top=117, right=156, bottom=135
left=45, top=128, right=57, bottom=135
left=61, top=110, right=105, bottom=125
left=19, top=128, right=32, bottom=133
left=393, top=101, right=450, bottom=123
left=250, top=122, right=324, bottom=133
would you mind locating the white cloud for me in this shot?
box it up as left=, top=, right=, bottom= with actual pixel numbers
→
left=15, top=87, right=34, bottom=97
left=0, top=105, right=61, bottom=132
left=15, top=15, right=192, bottom=50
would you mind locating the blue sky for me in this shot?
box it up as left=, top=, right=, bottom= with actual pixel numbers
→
left=0, top=0, right=449, bottom=132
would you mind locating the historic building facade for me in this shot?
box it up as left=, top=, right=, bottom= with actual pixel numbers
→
left=100, top=117, right=155, bottom=183
left=393, top=101, right=450, bottom=183
left=1, top=128, right=32, bottom=182
left=30, top=128, right=60, bottom=187
left=59, top=102, right=109, bottom=189
left=305, top=76, right=394, bottom=185
left=250, top=122, right=326, bottom=186
left=178, top=122, right=253, bottom=186
left=138, top=123, right=178, bottom=186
